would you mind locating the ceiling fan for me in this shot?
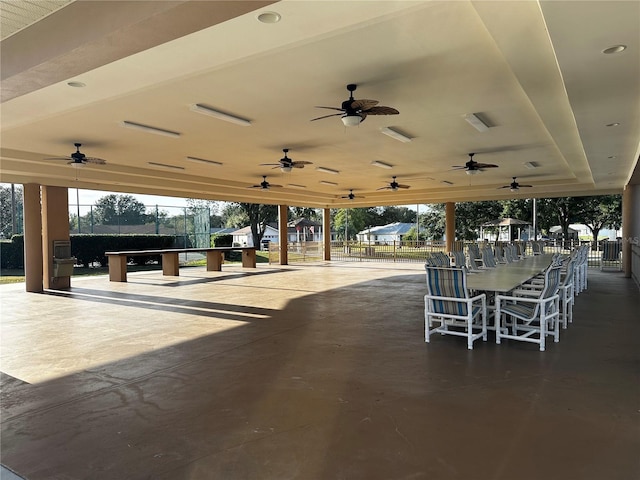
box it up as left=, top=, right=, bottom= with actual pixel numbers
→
left=452, top=153, right=498, bottom=175
left=45, top=143, right=106, bottom=167
left=341, top=189, right=364, bottom=200
left=377, top=176, right=410, bottom=191
left=499, top=177, right=533, bottom=192
left=248, top=175, right=282, bottom=190
left=311, top=84, right=399, bottom=126
left=260, top=148, right=312, bottom=173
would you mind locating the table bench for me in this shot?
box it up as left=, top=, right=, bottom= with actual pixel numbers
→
left=105, top=247, right=257, bottom=282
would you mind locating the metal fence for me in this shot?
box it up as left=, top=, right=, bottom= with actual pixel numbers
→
left=68, top=204, right=211, bottom=248
left=267, top=239, right=621, bottom=270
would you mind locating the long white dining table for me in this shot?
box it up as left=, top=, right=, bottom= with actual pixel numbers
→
left=466, top=254, right=555, bottom=294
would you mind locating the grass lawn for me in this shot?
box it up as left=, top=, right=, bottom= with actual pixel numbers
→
left=0, top=251, right=272, bottom=284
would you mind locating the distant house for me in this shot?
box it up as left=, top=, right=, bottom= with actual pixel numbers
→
left=287, top=218, right=322, bottom=243
left=356, top=222, right=414, bottom=243
left=232, top=225, right=279, bottom=247
left=210, top=227, right=237, bottom=235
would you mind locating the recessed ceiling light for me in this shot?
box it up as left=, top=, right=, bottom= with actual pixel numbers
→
left=287, top=184, right=306, bottom=189
left=602, top=45, right=627, bottom=54
left=317, top=167, right=339, bottom=174
left=524, top=161, right=538, bottom=169
left=608, top=155, right=617, bottom=159
left=67, top=81, right=85, bottom=88
left=371, top=160, right=393, bottom=169
left=606, top=122, right=620, bottom=127
left=257, top=11, right=281, bottom=24
left=320, top=180, right=338, bottom=186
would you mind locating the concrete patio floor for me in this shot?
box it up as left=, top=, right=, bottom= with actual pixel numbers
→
left=1, top=262, right=638, bottom=479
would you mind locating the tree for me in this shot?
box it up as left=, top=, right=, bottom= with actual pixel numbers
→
left=538, top=197, right=583, bottom=248
left=0, top=184, right=23, bottom=238
left=419, top=208, right=445, bottom=240
left=187, top=198, right=224, bottom=228
left=425, top=201, right=502, bottom=241
left=575, top=195, right=622, bottom=245
left=93, top=194, right=147, bottom=225
left=221, top=203, right=249, bottom=228
left=377, top=206, right=416, bottom=224
left=333, top=208, right=368, bottom=240
left=289, top=206, right=321, bottom=222
left=238, top=203, right=278, bottom=247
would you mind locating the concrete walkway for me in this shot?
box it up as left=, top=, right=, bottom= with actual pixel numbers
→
left=1, top=263, right=638, bottom=479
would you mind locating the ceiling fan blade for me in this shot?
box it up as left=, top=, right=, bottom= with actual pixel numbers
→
left=84, top=157, right=106, bottom=164
left=292, top=163, right=305, bottom=169
left=293, top=160, right=313, bottom=165
left=310, top=113, right=344, bottom=122
left=44, top=156, right=72, bottom=161
left=497, top=185, right=511, bottom=189
left=519, top=184, right=533, bottom=188
left=350, top=99, right=379, bottom=110
left=364, top=106, right=399, bottom=115
left=314, top=106, right=344, bottom=111
left=475, top=163, right=499, bottom=169
left=259, top=163, right=281, bottom=166
left=269, top=184, right=283, bottom=188
left=397, top=184, right=410, bottom=189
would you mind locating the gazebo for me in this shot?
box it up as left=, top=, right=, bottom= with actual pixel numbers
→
left=480, top=218, right=531, bottom=242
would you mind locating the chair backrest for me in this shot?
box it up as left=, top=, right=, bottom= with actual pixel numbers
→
left=450, top=250, right=467, bottom=269
left=425, top=266, right=471, bottom=315
left=504, top=245, right=514, bottom=263
left=426, top=251, right=450, bottom=267
left=481, top=247, right=497, bottom=268
left=561, top=256, right=577, bottom=287
left=540, top=264, right=563, bottom=299
left=468, top=243, right=480, bottom=258
left=467, top=248, right=481, bottom=269
left=532, top=241, right=543, bottom=254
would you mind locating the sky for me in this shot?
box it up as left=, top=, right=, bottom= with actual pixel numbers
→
left=3, top=184, right=420, bottom=212
left=72, top=188, right=189, bottom=208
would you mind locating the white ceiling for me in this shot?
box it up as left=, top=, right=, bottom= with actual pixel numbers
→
left=1, top=0, right=638, bottom=208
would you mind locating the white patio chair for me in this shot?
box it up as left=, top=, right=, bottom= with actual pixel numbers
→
left=425, top=266, right=487, bottom=350
left=495, top=264, right=562, bottom=351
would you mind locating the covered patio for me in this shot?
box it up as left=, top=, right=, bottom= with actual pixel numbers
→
left=1, top=263, right=638, bottom=479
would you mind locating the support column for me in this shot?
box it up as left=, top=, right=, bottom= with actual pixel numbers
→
left=622, top=184, right=635, bottom=278
left=445, top=201, right=455, bottom=252
left=278, top=205, right=288, bottom=265
left=323, top=208, right=331, bottom=261
left=42, top=186, right=71, bottom=290
left=23, top=183, right=43, bottom=293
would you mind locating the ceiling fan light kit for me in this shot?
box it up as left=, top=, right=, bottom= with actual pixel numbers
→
left=464, top=113, right=490, bottom=132
left=341, top=115, right=362, bottom=127
left=121, top=121, right=181, bottom=138
left=380, top=127, right=412, bottom=143
left=311, top=84, right=399, bottom=125
left=189, top=104, right=251, bottom=126
left=466, top=169, right=480, bottom=175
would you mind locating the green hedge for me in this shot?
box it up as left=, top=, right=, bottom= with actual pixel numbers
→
left=0, top=235, right=24, bottom=269
left=211, top=234, right=233, bottom=247
left=72, top=234, right=175, bottom=267
left=0, top=234, right=177, bottom=269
